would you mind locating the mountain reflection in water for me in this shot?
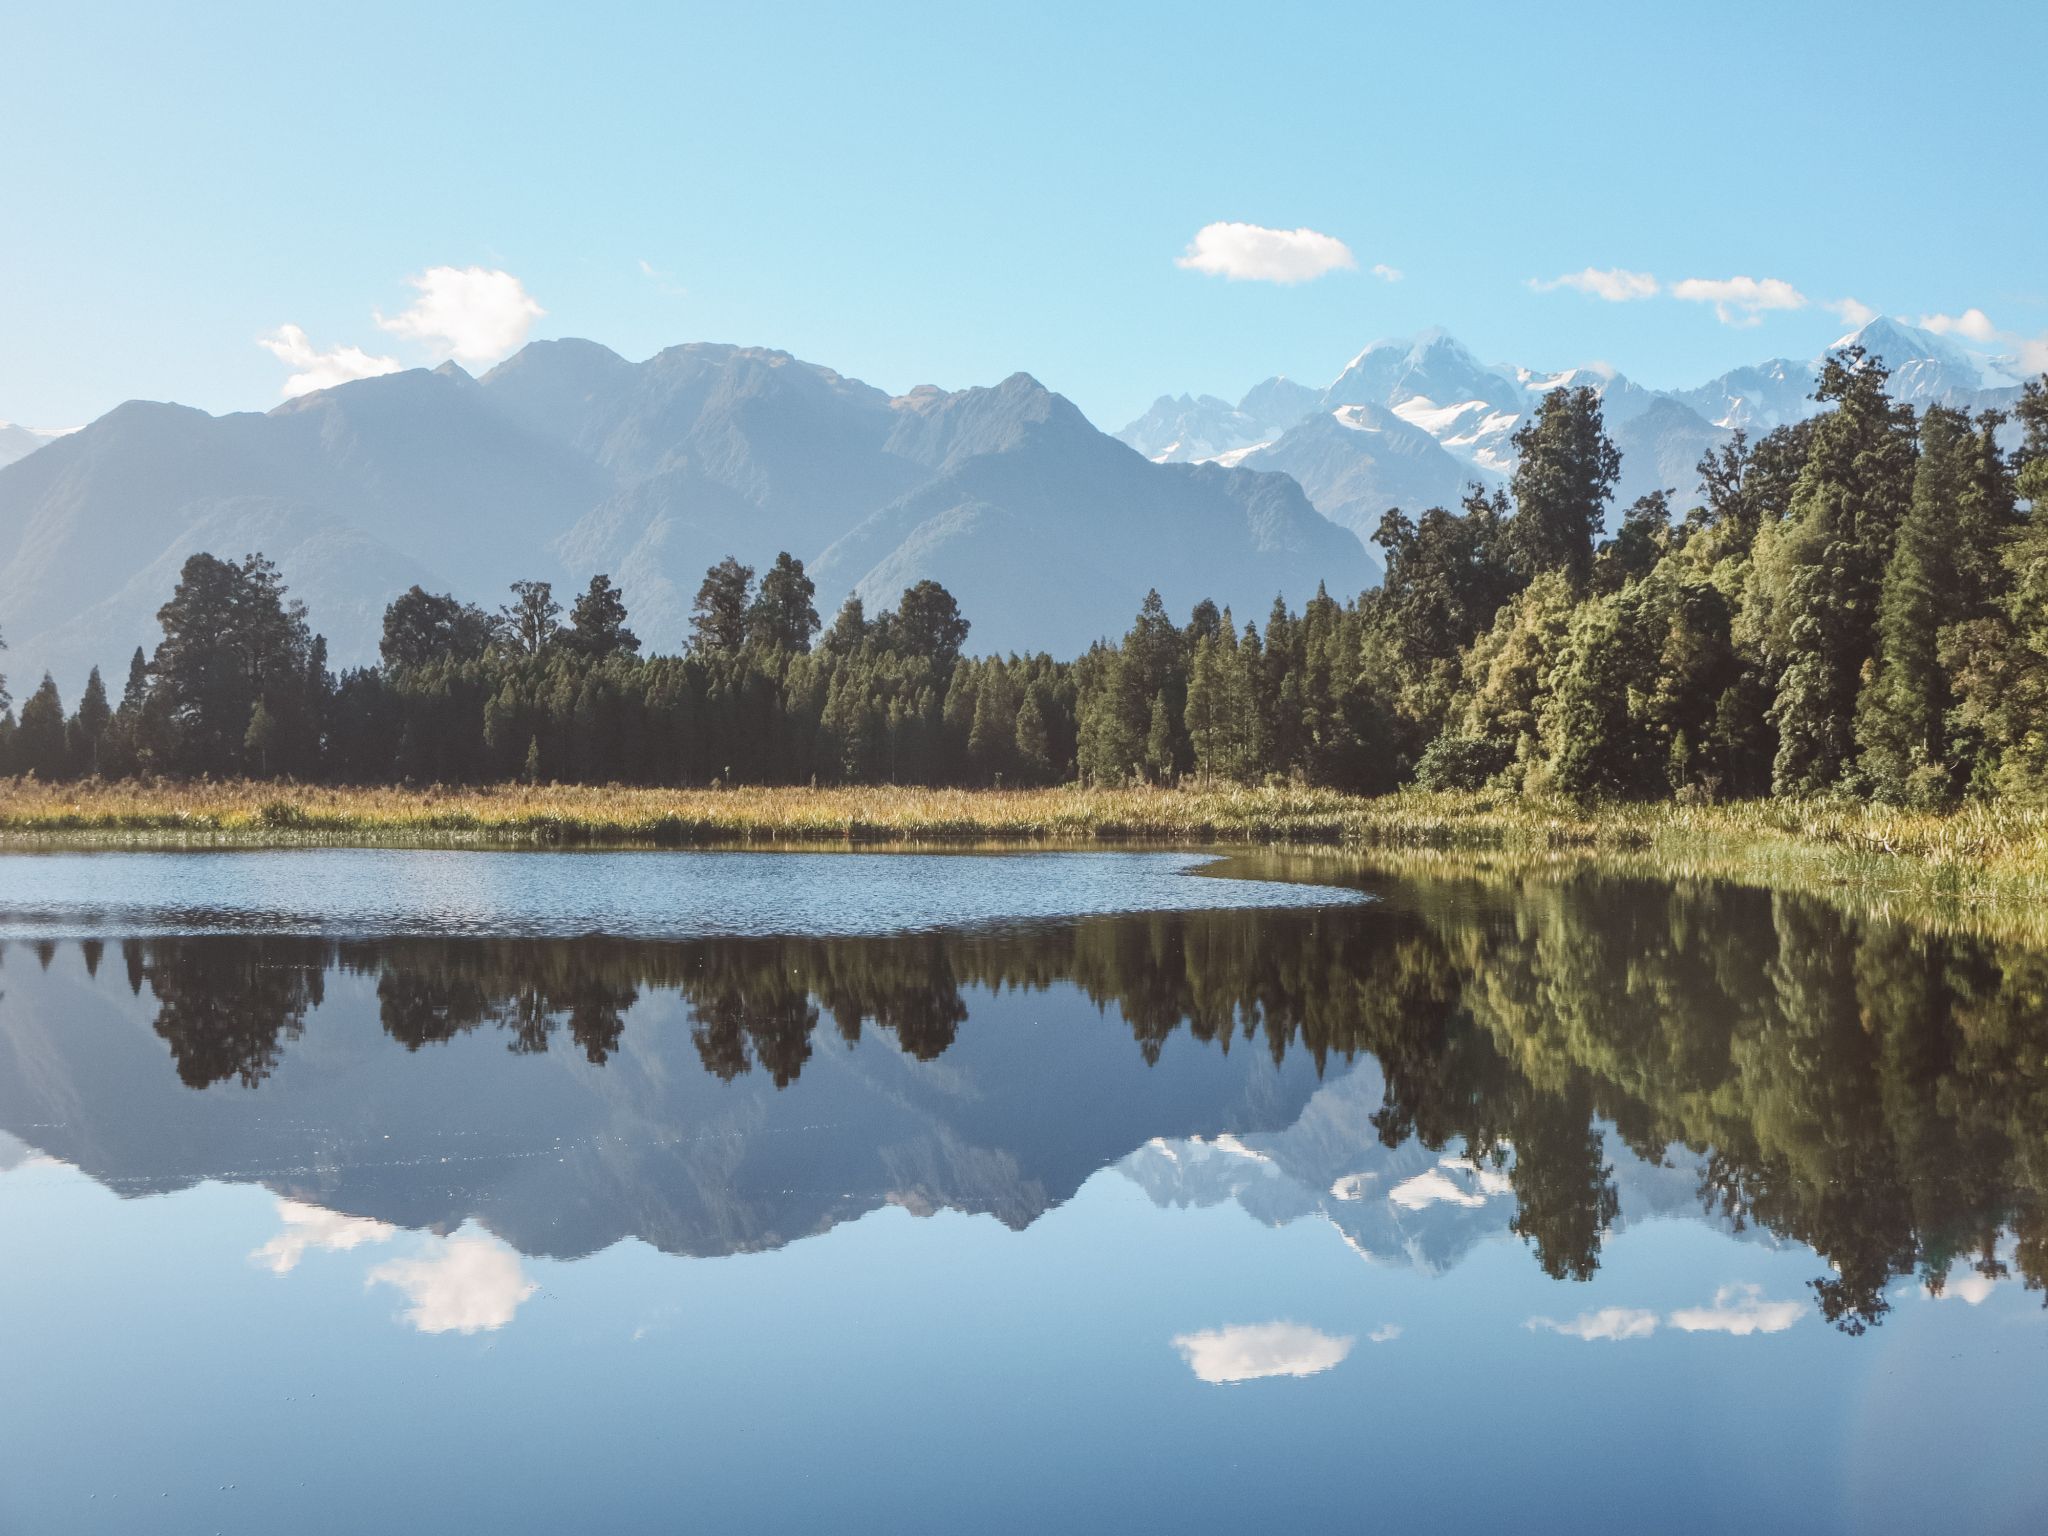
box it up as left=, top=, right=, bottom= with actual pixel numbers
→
left=5, top=862, right=2043, bottom=1335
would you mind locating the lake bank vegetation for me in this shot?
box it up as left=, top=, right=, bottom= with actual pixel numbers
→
left=7, top=779, right=2048, bottom=937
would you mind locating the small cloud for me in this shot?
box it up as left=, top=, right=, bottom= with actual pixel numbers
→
left=639, top=258, right=687, bottom=297
left=1528, top=1308, right=1658, bottom=1342
left=1171, top=1322, right=1355, bottom=1383
left=1369, top=263, right=1404, bottom=283
left=1941, top=1271, right=1999, bottom=1305
left=1530, top=267, right=1660, bottom=303
left=1667, top=1283, right=1802, bottom=1336
left=257, top=324, right=402, bottom=399
left=1670, top=275, right=1808, bottom=327
left=1918, top=307, right=1999, bottom=343
left=1367, top=1323, right=1402, bottom=1344
left=1926, top=1258, right=2007, bottom=1305
left=2014, top=333, right=2048, bottom=373
left=1176, top=222, right=1357, bottom=284
left=251, top=1198, right=396, bottom=1274
left=375, top=265, right=544, bottom=364
left=1825, top=296, right=1878, bottom=328
left=367, top=1225, right=539, bottom=1334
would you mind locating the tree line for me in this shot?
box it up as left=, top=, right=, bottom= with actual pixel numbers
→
left=2, top=348, right=2044, bottom=803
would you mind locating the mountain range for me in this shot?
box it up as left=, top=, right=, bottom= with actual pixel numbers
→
left=1118, top=316, right=2031, bottom=538
left=0, top=345, right=1372, bottom=693
left=1, top=317, right=2032, bottom=695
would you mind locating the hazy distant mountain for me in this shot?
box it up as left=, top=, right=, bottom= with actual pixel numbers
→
left=0, top=423, right=48, bottom=470
left=0, top=342, right=1375, bottom=692
left=1119, top=315, right=2033, bottom=539
left=0, top=373, right=605, bottom=692
left=1119, top=377, right=1319, bottom=464
left=1610, top=396, right=1731, bottom=512
left=0, top=421, right=74, bottom=470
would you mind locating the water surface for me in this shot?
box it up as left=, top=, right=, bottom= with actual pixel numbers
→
left=1, top=852, right=2043, bottom=1534
left=0, top=848, right=1357, bottom=938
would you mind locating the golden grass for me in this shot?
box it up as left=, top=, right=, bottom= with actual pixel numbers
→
left=2, top=778, right=2045, bottom=939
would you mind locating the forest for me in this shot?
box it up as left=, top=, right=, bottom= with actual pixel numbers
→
left=2, top=348, right=2044, bottom=806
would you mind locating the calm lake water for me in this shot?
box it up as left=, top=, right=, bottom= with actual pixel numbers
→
left=1, top=851, right=2043, bottom=1534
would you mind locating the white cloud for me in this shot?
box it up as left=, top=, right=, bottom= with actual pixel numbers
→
left=1825, top=296, right=1878, bottom=327
left=367, top=1225, right=539, bottom=1334
left=1370, top=263, right=1404, bottom=283
left=1671, top=275, right=1809, bottom=326
left=1918, top=307, right=2000, bottom=343
left=1171, top=1321, right=1355, bottom=1383
left=1667, top=1283, right=1802, bottom=1336
left=1531, top=267, right=1660, bottom=303
left=1528, top=1307, right=1658, bottom=1342
left=1943, top=1271, right=1999, bottom=1305
left=375, top=265, right=544, bottom=364
left=1176, top=222, right=1357, bottom=284
left=257, top=324, right=402, bottom=399
left=251, top=1198, right=396, bottom=1275
left=1907, top=309, right=2048, bottom=374
left=1367, top=1323, right=1402, bottom=1344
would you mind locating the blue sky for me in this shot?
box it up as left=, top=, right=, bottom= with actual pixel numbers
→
left=4, top=0, right=2043, bottom=431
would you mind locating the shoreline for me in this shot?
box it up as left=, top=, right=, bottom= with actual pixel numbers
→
left=1, top=780, right=2045, bottom=938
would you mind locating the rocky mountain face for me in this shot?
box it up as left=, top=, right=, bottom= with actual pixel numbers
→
left=1119, top=316, right=2031, bottom=542
left=0, top=343, right=1375, bottom=692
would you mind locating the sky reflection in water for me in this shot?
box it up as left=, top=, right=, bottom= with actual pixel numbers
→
left=1, top=852, right=2044, bottom=1535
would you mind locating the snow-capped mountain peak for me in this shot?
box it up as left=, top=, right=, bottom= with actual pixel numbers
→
left=1831, top=315, right=2022, bottom=394
left=1117, top=319, right=2036, bottom=547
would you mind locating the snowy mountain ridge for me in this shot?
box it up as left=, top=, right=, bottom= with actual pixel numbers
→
left=1120, top=318, right=2032, bottom=535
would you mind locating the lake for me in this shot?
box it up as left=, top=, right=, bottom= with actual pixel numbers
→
left=0, top=850, right=2043, bottom=1534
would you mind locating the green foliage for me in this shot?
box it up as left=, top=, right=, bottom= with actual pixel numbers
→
left=566, top=574, right=641, bottom=661
left=17, top=674, right=67, bottom=780
left=146, top=552, right=326, bottom=779
left=69, top=666, right=111, bottom=777
left=382, top=586, right=498, bottom=669
left=746, top=552, right=819, bottom=656
left=1506, top=384, right=1621, bottom=590
left=1946, top=381, right=2048, bottom=798
left=1857, top=406, right=2015, bottom=802
left=1412, top=730, right=1513, bottom=791
left=689, top=558, right=753, bottom=654
left=1750, top=349, right=1919, bottom=793
left=499, top=579, right=563, bottom=657
left=1362, top=487, right=1520, bottom=769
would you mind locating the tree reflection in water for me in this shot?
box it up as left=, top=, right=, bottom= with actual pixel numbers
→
left=52, top=866, right=2048, bottom=1331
